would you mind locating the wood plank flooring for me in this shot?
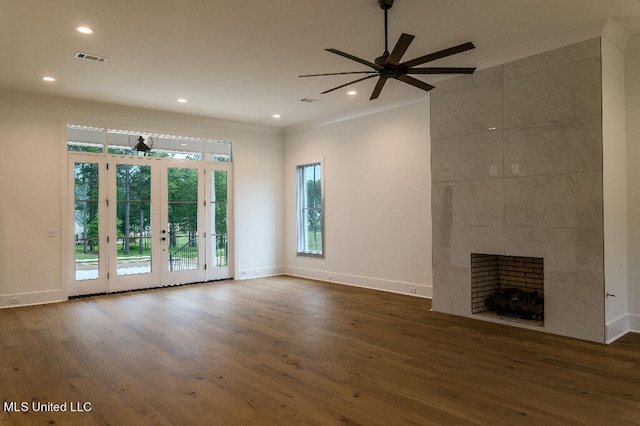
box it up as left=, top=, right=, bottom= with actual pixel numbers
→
left=1, top=276, right=639, bottom=425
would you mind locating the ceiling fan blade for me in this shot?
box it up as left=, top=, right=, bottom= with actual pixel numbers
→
left=400, top=42, right=476, bottom=69
left=326, top=48, right=383, bottom=70
left=370, top=77, right=388, bottom=100
left=299, top=71, right=378, bottom=77
left=395, top=75, right=435, bottom=92
left=386, top=33, right=415, bottom=66
left=321, top=74, right=378, bottom=94
left=404, top=67, right=476, bottom=74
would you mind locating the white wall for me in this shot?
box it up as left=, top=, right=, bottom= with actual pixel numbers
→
left=0, top=89, right=284, bottom=307
left=626, top=34, right=640, bottom=332
left=602, top=37, right=630, bottom=342
left=283, top=101, right=433, bottom=297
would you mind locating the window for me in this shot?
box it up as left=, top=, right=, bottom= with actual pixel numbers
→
left=297, top=162, right=323, bottom=256
left=66, top=124, right=233, bottom=162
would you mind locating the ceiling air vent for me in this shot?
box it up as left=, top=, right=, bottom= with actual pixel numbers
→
left=74, top=52, right=109, bottom=63
left=300, top=98, right=320, bottom=103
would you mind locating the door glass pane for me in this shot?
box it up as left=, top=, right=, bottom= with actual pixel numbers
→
left=211, top=171, right=228, bottom=267
left=167, top=168, right=199, bottom=271
left=74, top=163, right=100, bottom=280
left=116, top=164, right=151, bottom=275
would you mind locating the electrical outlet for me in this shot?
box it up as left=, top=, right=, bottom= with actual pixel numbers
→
left=409, top=288, right=417, bottom=294
left=47, top=229, right=57, bottom=238
left=9, top=297, right=20, bottom=305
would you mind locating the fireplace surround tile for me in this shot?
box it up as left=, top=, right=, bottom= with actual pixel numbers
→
left=432, top=130, right=503, bottom=183
left=543, top=280, right=604, bottom=342
left=503, top=57, right=602, bottom=129
left=430, top=38, right=605, bottom=342
left=504, top=176, right=540, bottom=227
left=503, top=38, right=601, bottom=80
left=574, top=171, right=604, bottom=228
left=503, top=115, right=602, bottom=177
left=450, top=226, right=505, bottom=267
left=430, top=82, right=503, bottom=141
left=452, top=179, right=504, bottom=227
left=431, top=65, right=503, bottom=99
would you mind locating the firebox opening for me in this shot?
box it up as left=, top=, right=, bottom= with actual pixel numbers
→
left=471, top=253, right=544, bottom=326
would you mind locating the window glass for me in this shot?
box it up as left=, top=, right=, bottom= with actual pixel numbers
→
left=107, top=129, right=158, bottom=156
left=68, top=125, right=232, bottom=161
left=297, top=162, right=323, bottom=256
left=74, top=162, right=100, bottom=279
left=67, top=125, right=105, bottom=153
left=116, top=164, right=152, bottom=276
left=167, top=167, right=199, bottom=271
left=205, top=140, right=233, bottom=162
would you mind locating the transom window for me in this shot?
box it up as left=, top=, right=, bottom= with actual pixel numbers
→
left=296, top=162, right=323, bottom=256
left=66, top=125, right=233, bottom=162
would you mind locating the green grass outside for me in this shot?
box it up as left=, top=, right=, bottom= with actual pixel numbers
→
left=75, top=236, right=227, bottom=261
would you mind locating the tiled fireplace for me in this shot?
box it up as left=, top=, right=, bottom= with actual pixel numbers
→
left=430, top=38, right=605, bottom=342
left=471, top=254, right=544, bottom=325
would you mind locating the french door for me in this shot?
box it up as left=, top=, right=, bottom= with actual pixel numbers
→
left=69, top=153, right=232, bottom=296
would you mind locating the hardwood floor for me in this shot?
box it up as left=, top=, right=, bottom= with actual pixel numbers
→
left=1, top=276, right=639, bottom=425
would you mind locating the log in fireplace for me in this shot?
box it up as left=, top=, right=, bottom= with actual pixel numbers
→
left=471, top=253, right=544, bottom=322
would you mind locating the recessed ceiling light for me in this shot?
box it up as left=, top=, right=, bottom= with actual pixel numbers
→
left=76, top=26, right=93, bottom=34
left=272, top=114, right=281, bottom=119
left=42, top=76, right=55, bottom=82
left=177, top=98, right=188, bottom=103
left=347, top=90, right=357, bottom=96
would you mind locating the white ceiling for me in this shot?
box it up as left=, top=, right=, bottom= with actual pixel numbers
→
left=1, top=0, right=640, bottom=128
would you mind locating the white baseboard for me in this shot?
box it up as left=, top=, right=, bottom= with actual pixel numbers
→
left=606, top=314, right=640, bottom=343
left=0, top=289, right=65, bottom=309
left=605, top=314, right=630, bottom=343
left=284, top=266, right=432, bottom=298
left=235, top=265, right=285, bottom=280
left=629, top=314, right=640, bottom=334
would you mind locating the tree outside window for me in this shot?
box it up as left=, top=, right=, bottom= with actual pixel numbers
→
left=297, top=163, right=323, bottom=256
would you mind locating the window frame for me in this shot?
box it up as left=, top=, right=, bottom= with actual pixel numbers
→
left=296, top=161, right=324, bottom=257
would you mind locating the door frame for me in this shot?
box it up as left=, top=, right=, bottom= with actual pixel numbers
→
left=205, top=161, right=234, bottom=282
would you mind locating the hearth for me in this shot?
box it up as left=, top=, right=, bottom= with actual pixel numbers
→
left=471, top=253, right=544, bottom=324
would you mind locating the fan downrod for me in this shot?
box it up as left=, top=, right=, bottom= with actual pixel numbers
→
left=376, top=0, right=395, bottom=65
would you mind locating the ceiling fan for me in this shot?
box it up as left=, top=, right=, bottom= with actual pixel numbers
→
left=300, top=0, right=476, bottom=100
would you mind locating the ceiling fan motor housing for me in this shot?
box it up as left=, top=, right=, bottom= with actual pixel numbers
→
left=378, top=0, right=394, bottom=10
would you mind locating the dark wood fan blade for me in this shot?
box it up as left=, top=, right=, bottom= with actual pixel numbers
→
left=370, top=77, right=388, bottom=100
left=404, top=67, right=476, bottom=74
left=299, top=71, right=378, bottom=77
left=400, top=42, right=475, bottom=69
left=321, top=74, right=378, bottom=94
left=386, top=33, right=415, bottom=66
left=326, top=48, right=383, bottom=70
left=395, top=75, right=435, bottom=92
